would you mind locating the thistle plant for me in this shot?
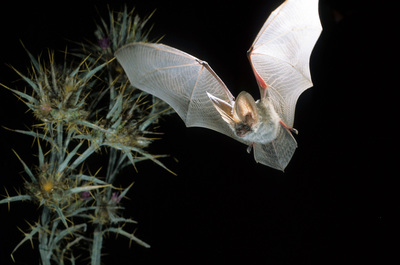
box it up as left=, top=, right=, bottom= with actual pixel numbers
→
left=1, top=6, right=173, bottom=265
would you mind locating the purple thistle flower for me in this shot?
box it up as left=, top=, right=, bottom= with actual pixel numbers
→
left=98, top=37, right=110, bottom=50
left=111, top=192, right=121, bottom=203
left=80, top=191, right=91, bottom=200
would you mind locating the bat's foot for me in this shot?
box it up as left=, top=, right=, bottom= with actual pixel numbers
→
left=247, top=143, right=254, bottom=153
left=279, top=120, right=298, bottom=135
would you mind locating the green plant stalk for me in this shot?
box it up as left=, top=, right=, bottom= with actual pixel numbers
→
left=39, top=206, right=52, bottom=265
left=91, top=223, right=103, bottom=265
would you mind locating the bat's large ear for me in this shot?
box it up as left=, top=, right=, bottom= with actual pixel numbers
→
left=207, top=92, right=235, bottom=125
left=233, top=92, right=259, bottom=126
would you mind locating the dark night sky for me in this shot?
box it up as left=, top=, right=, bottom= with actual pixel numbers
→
left=0, top=1, right=396, bottom=265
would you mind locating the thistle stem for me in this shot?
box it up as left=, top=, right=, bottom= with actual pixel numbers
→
left=39, top=206, right=52, bottom=265
left=91, top=224, right=103, bottom=265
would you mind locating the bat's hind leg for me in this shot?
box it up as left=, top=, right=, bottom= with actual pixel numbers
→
left=247, top=142, right=254, bottom=153
left=279, top=120, right=298, bottom=135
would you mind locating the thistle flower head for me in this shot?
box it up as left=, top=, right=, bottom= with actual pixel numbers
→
left=95, top=195, right=121, bottom=225
left=24, top=163, right=69, bottom=206
left=92, top=184, right=134, bottom=226
left=4, top=48, right=106, bottom=131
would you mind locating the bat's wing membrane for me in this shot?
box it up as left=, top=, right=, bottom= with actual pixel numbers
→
left=248, top=0, right=322, bottom=127
left=115, top=42, right=240, bottom=140
left=254, top=124, right=297, bottom=171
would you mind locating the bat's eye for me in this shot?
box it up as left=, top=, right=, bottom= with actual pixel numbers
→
left=235, top=122, right=252, bottom=137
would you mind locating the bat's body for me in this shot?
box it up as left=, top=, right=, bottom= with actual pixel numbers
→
left=115, top=0, right=322, bottom=170
left=240, top=97, right=281, bottom=145
left=208, top=91, right=281, bottom=145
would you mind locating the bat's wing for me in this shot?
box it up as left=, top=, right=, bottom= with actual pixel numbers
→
left=248, top=0, right=322, bottom=127
left=248, top=0, right=322, bottom=171
left=115, top=42, right=241, bottom=141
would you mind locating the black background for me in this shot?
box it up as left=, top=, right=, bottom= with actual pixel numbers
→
left=0, top=0, right=397, bottom=264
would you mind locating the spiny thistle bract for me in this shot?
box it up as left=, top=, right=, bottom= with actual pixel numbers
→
left=1, top=6, right=173, bottom=265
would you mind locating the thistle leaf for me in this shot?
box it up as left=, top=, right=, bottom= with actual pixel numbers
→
left=80, top=62, right=107, bottom=83
left=0, top=194, right=32, bottom=204
left=129, top=146, right=176, bottom=175
left=117, top=182, right=134, bottom=201
left=20, top=41, right=41, bottom=73
left=11, top=223, right=41, bottom=260
left=9, top=66, right=39, bottom=92
left=109, top=216, right=138, bottom=224
left=14, top=129, right=55, bottom=144
left=67, top=184, right=110, bottom=195
left=54, top=205, right=70, bottom=229
left=12, top=150, right=37, bottom=183
left=57, top=141, right=84, bottom=174
left=51, top=223, right=87, bottom=249
left=106, top=94, right=123, bottom=121
left=65, top=205, right=97, bottom=219
left=37, top=140, right=45, bottom=167
left=71, top=174, right=109, bottom=186
left=3, top=84, right=39, bottom=106
left=103, top=227, right=150, bottom=248
left=69, top=145, right=98, bottom=172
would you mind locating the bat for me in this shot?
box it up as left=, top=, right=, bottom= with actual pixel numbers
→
left=115, top=0, right=322, bottom=170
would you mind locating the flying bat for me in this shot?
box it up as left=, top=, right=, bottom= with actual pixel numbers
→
left=115, top=0, right=322, bottom=170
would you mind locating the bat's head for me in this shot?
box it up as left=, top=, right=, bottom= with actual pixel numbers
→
left=232, top=92, right=259, bottom=137
left=207, top=91, right=259, bottom=137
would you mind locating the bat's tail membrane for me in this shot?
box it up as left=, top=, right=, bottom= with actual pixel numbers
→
left=253, top=124, right=297, bottom=171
